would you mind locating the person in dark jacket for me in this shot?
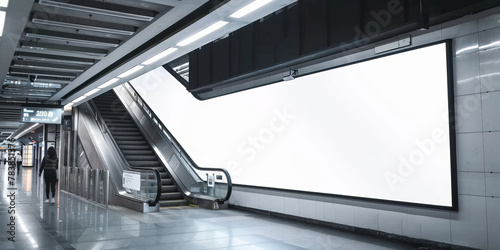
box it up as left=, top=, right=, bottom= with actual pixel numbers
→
left=39, top=147, right=58, bottom=203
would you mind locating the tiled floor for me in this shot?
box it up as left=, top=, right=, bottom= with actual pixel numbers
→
left=1, top=162, right=440, bottom=249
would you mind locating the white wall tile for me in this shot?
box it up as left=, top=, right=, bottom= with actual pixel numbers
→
left=269, top=194, right=285, bottom=214
left=457, top=172, right=486, bottom=196
left=454, top=32, right=479, bottom=56
left=485, top=173, right=500, bottom=197
left=455, top=94, right=483, bottom=133
left=479, top=48, right=500, bottom=92
left=455, top=53, right=480, bottom=95
left=354, top=207, right=379, bottom=231
left=456, top=133, right=484, bottom=172
left=483, top=131, right=500, bottom=172
left=323, top=202, right=336, bottom=223
left=487, top=197, right=500, bottom=249
left=450, top=195, right=488, bottom=249
left=257, top=194, right=271, bottom=211
left=482, top=91, right=500, bottom=131
left=378, top=210, right=405, bottom=235
left=407, top=214, right=451, bottom=244
left=299, top=199, right=316, bottom=220
left=284, top=197, right=300, bottom=217
left=315, top=199, right=324, bottom=222
left=334, top=204, right=355, bottom=227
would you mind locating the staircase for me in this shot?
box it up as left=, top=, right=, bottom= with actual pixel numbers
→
left=92, top=90, right=186, bottom=207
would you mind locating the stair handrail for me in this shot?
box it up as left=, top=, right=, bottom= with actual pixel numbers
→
left=121, top=82, right=232, bottom=203
left=86, top=100, right=162, bottom=206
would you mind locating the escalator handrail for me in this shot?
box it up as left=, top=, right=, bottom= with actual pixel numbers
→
left=86, top=99, right=162, bottom=206
left=123, top=82, right=232, bottom=203
left=129, top=167, right=162, bottom=206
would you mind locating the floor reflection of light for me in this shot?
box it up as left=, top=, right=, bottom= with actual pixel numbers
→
left=22, top=167, right=33, bottom=193
left=17, top=215, right=40, bottom=248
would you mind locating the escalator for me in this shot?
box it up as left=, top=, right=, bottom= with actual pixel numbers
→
left=92, top=90, right=187, bottom=207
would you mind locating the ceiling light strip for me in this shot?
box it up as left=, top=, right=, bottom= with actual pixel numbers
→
left=230, top=0, right=273, bottom=18
left=118, top=65, right=144, bottom=78
left=142, top=48, right=178, bottom=65
left=177, top=21, right=228, bottom=46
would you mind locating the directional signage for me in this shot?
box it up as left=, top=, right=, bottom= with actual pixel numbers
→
left=20, top=106, right=63, bottom=124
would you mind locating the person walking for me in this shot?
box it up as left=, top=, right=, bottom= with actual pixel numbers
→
left=39, top=147, right=58, bottom=203
left=15, top=152, right=22, bottom=174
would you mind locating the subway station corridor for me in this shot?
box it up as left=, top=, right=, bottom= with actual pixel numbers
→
left=0, top=162, right=441, bottom=250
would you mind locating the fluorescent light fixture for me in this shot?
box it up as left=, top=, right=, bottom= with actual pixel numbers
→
left=142, top=48, right=178, bottom=65
left=230, top=0, right=272, bottom=18
left=177, top=21, right=228, bottom=47
left=73, top=96, right=86, bottom=103
left=38, top=0, right=154, bottom=22
left=31, top=18, right=135, bottom=36
left=14, top=123, right=40, bottom=140
left=0, top=11, right=6, bottom=37
left=0, top=0, right=8, bottom=8
left=65, top=102, right=74, bottom=107
left=118, top=65, right=144, bottom=78
left=99, top=78, right=119, bottom=89
left=84, top=88, right=100, bottom=97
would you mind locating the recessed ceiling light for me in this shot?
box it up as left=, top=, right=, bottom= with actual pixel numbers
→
left=230, top=0, right=272, bottom=19
left=177, top=21, right=228, bottom=47
left=142, top=48, right=178, bottom=65
left=118, top=65, right=144, bottom=78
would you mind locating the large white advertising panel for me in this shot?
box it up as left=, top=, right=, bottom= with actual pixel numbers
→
left=130, top=42, right=456, bottom=208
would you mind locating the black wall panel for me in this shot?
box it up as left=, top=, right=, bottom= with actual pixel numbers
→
left=299, top=0, right=328, bottom=55
left=188, top=51, right=199, bottom=89
left=211, top=38, right=230, bottom=83
left=197, top=45, right=212, bottom=87
left=275, top=5, right=300, bottom=63
left=255, top=14, right=279, bottom=69
left=237, top=24, right=256, bottom=76
left=326, top=0, right=362, bottom=47
left=229, top=33, right=240, bottom=78
left=187, top=0, right=500, bottom=93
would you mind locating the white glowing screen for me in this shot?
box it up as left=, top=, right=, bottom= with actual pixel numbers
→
left=130, top=42, right=455, bottom=208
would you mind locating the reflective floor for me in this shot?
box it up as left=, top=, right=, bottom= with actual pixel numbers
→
left=1, top=162, right=440, bottom=250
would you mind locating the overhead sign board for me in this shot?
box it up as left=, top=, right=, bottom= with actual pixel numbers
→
left=20, top=106, right=63, bottom=124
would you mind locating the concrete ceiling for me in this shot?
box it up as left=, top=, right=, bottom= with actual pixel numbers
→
left=0, top=0, right=296, bottom=142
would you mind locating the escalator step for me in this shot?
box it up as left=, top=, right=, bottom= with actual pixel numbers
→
left=114, top=136, right=145, bottom=141
left=161, top=178, right=173, bottom=185
left=125, top=155, right=157, bottom=161
left=160, top=192, right=183, bottom=200
left=116, top=140, right=147, bottom=145
left=119, top=145, right=150, bottom=150
left=159, top=200, right=187, bottom=207
left=122, top=150, right=154, bottom=155
left=128, top=160, right=161, bottom=166
left=162, top=185, right=178, bottom=193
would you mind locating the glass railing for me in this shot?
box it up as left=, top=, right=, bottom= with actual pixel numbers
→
left=115, top=83, right=232, bottom=205
left=76, top=101, right=162, bottom=207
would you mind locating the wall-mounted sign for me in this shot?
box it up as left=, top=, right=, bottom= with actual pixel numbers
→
left=20, top=105, right=63, bottom=124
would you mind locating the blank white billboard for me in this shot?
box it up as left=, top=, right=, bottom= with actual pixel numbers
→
left=130, top=41, right=456, bottom=209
